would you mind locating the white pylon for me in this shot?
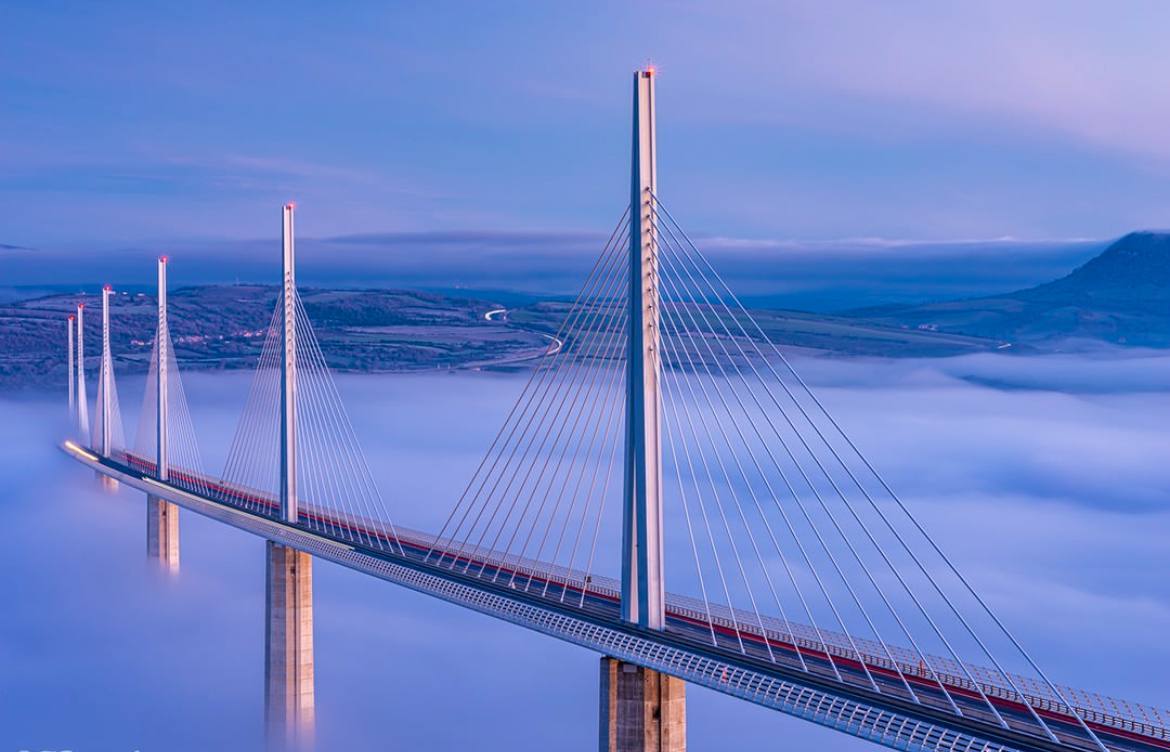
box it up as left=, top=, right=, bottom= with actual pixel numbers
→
left=100, top=285, right=114, bottom=456
left=157, top=257, right=169, bottom=481
left=621, top=67, right=665, bottom=631
left=67, top=314, right=76, bottom=427
left=76, top=303, right=90, bottom=439
left=279, top=203, right=298, bottom=524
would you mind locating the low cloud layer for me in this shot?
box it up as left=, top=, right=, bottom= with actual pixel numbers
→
left=2, top=347, right=1167, bottom=750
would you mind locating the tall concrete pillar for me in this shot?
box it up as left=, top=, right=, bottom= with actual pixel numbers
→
left=147, top=498, right=180, bottom=571
left=148, top=256, right=180, bottom=569
left=599, top=657, right=685, bottom=752
left=265, top=541, right=314, bottom=749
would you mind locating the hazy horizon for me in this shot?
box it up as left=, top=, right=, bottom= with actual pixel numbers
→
left=0, top=232, right=1108, bottom=312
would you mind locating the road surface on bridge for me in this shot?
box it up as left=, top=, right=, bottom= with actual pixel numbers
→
left=60, top=440, right=1170, bottom=752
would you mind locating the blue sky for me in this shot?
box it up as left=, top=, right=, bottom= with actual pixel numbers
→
left=3, top=1, right=1170, bottom=251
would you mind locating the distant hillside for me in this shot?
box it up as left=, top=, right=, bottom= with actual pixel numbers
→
left=852, top=232, right=1170, bottom=347
left=11, top=235, right=1159, bottom=390
left=0, top=286, right=551, bottom=389
left=1, top=282, right=1015, bottom=390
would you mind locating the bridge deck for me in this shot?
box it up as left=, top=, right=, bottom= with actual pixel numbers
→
left=63, top=442, right=1170, bottom=752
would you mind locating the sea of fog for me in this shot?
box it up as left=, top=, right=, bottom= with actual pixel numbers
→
left=2, top=349, right=1168, bottom=751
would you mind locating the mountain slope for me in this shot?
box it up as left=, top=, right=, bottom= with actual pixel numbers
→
left=852, top=232, right=1170, bottom=347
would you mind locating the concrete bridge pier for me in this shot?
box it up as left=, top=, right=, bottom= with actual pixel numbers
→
left=599, top=657, right=686, bottom=752
left=146, top=496, right=179, bottom=571
left=265, top=541, right=315, bottom=750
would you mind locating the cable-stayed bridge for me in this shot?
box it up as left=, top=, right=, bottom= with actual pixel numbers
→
left=58, top=70, right=1169, bottom=752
